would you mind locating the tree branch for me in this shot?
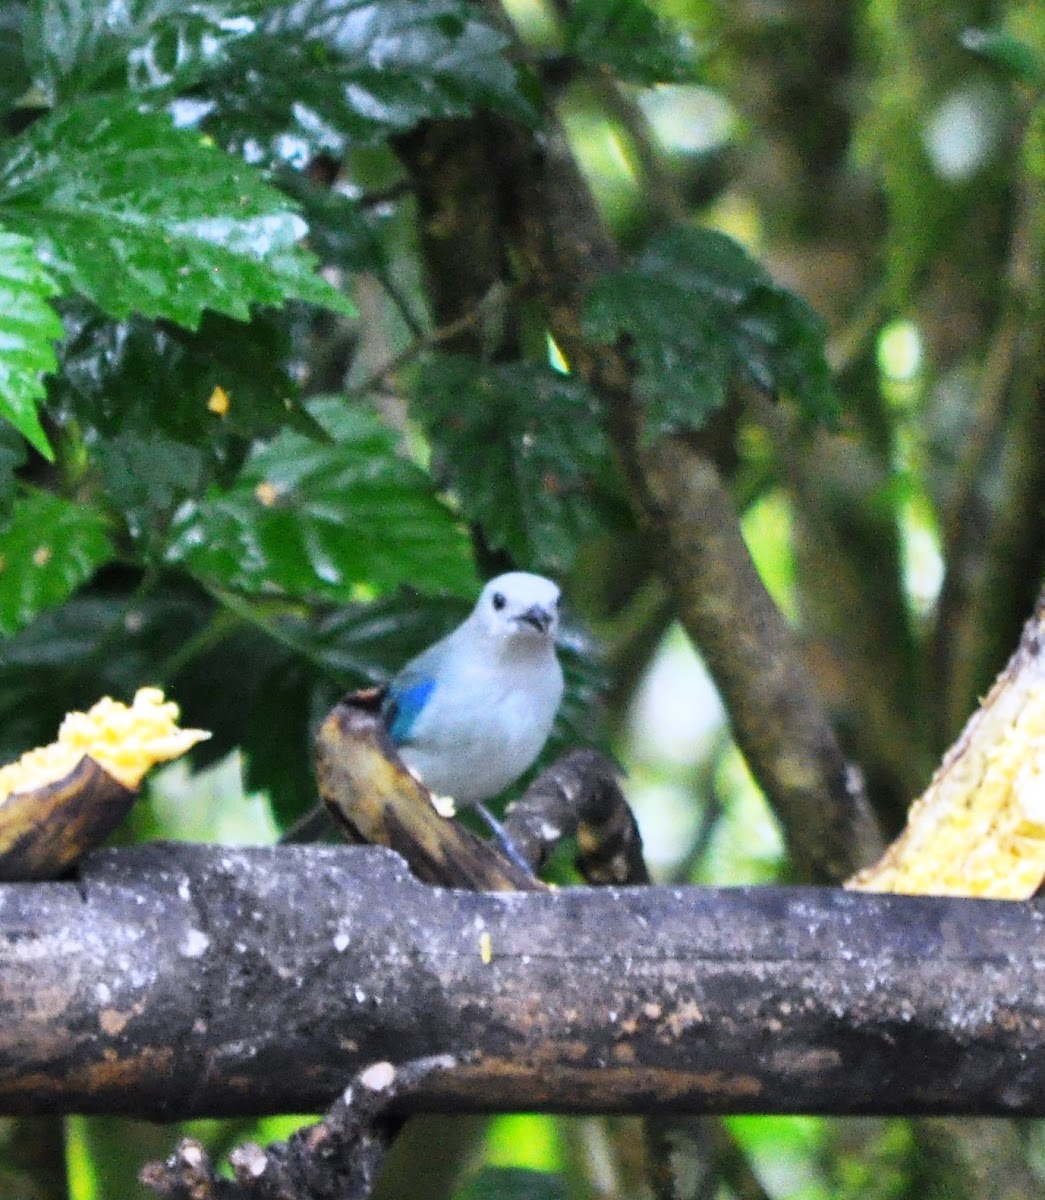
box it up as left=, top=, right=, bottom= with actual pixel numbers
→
left=483, top=115, right=883, bottom=880
left=1, top=843, right=1043, bottom=1120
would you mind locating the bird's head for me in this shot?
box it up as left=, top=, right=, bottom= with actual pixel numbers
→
left=473, top=572, right=561, bottom=644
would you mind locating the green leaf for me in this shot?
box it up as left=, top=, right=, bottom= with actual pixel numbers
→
left=274, top=168, right=391, bottom=274
left=0, top=98, right=354, bottom=327
left=0, top=228, right=62, bottom=459
left=23, top=0, right=256, bottom=101
left=94, top=432, right=207, bottom=552
left=0, top=582, right=214, bottom=761
left=413, top=356, right=622, bottom=573
left=206, top=0, right=535, bottom=160
left=164, top=396, right=477, bottom=600
left=0, top=3, right=31, bottom=110
left=53, top=306, right=313, bottom=447
left=564, top=0, right=698, bottom=84
left=0, top=423, right=27, bottom=520
left=584, top=226, right=837, bottom=438
left=0, top=491, right=113, bottom=635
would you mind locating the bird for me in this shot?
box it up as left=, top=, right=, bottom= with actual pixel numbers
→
left=383, top=572, right=564, bottom=865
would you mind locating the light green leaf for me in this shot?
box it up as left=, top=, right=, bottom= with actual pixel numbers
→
left=0, top=228, right=62, bottom=460
left=0, top=491, right=114, bottom=635
left=0, top=99, right=354, bottom=327
left=164, top=397, right=477, bottom=600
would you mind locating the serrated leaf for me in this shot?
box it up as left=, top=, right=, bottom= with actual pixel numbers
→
left=584, top=226, right=837, bottom=438
left=0, top=228, right=62, bottom=459
left=564, top=0, right=698, bottom=84
left=206, top=0, right=534, bottom=160
left=23, top=0, right=257, bottom=101
left=0, top=99, right=354, bottom=327
left=413, top=356, right=622, bottom=573
left=164, top=396, right=477, bottom=600
left=0, top=491, right=113, bottom=635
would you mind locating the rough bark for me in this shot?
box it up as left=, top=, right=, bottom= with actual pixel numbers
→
left=1, top=843, right=1043, bottom=1120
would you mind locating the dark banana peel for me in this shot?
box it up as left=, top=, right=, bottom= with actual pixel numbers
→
left=314, top=689, right=545, bottom=892
left=0, top=756, right=136, bottom=882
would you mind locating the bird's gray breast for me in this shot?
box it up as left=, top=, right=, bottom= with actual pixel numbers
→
left=400, top=651, right=563, bottom=804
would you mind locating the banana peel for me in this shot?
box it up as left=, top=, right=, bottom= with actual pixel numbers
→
left=314, top=689, right=543, bottom=892
left=849, top=599, right=1045, bottom=899
left=0, top=687, right=209, bottom=881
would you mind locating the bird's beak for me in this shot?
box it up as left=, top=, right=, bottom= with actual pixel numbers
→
left=518, top=605, right=553, bottom=634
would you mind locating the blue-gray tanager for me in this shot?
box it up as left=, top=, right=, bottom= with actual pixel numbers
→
left=383, top=572, right=564, bottom=859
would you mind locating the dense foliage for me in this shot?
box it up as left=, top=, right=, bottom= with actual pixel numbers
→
left=2, top=0, right=1044, bottom=1197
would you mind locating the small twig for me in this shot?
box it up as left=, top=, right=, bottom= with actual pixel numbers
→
left=344, top=285, right=520, bottom=399
left=140, top=1056, right=457, bottom=1200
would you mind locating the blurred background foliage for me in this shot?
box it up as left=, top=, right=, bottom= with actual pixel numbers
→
left=1, top=0, right=1044, bottom=1197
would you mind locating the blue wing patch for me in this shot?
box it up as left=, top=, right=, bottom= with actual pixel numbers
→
left=384, top=678, right=436, bottom=745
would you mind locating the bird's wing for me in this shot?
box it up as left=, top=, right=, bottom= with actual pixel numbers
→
left=382, top=638, right=449, bottom=745
left=384, top=677, right=435, bottom=744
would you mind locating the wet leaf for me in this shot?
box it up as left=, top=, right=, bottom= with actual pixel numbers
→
left=164, top=396, right=477, bottom=601
left=0, top=228, right=62, bottom=459
left=23, top=0, right=257, bottom=101
left=206, top=0, right=534, bottom=159
left=0, top=98, right=354, bottom=327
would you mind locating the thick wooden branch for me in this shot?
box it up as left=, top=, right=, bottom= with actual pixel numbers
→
left=1, top=843, right=1042, bottom=1120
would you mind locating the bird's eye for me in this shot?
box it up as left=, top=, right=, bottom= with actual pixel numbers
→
left=491, top=592, right=506, bottom=611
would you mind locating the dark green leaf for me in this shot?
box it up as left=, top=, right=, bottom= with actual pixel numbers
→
left=23, top=0, right=256, bottom=101
left=205, top=0, right=534, bottom=160
left=164, top=396, right=477, bottom=600
left=275, top=168, right=391, bottom=274
left=0, top=491, right=113, bottom=635
left=413, top=357, right=623, bottom=573
left=0, top=227, right=62, bottom=459
left=0, top=582, right=214, bottom=760
left=306, top=590, right=467, bottom=686
left=53, top=306, right=311, bottom=448
left=170, top=617, right=296, bottom=771
left=564, top=0, right=698, bottom=84
left=0, top=99, right=354, bottom=327
left=0, top=3, right=31, bottom=110
left=94, top=433, right=207, bottom=552
left=240, top=657, right=328, bottom=827
left=961, top=27, right=1045, bottom=84
left=0, top=423, right=27, bottom=519
left=584, top=226, right=837, bottom=438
